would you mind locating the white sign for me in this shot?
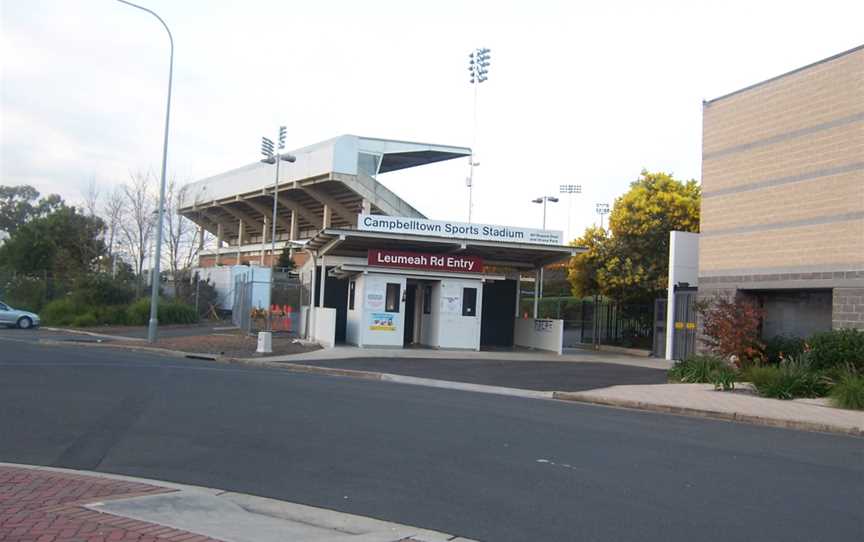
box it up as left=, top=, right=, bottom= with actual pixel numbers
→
left=441, top=295, right=461, bottom=314
left=365, top=282, right=386, bottom=310
left=358, top=214, right=563, bottom=246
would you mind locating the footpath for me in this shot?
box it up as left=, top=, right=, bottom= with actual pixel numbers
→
left=0, top=463, right=476, bottom=542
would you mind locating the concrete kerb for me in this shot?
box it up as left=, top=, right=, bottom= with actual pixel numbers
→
left=0, top=462, right=477, bottom=542
left=552, top=391, right=864, bottom=437
left=23, top=337, right=862, bottom=437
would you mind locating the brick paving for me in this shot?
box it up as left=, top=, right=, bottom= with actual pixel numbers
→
left=0, top=466, right=222, bottom=542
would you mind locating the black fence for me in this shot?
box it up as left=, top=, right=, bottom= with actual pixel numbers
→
left=521, top=296, right=655, bottom=350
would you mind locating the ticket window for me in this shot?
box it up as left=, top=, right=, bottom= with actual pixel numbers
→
left=385, top=283, right=401, bottom=313
left=462, top=287, right=477, bottom=316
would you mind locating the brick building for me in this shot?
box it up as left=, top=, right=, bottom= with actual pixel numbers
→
left=698, top=44, right=864, bottom=337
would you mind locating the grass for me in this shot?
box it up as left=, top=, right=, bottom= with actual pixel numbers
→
left=745, top=359, right=831, bottom=400
left=668, top=355, right=729, bottom=383
left=830, top=374, right=864, bottom=410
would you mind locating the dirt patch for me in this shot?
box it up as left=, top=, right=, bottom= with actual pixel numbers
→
left=115, top=331, right=320, bottom=357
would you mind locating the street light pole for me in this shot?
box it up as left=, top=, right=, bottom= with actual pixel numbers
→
left=116, top=0, right=173, bottom=345
left=532, top=195, right=559, bottom=299
left=467, top=47, right=491, bottom=223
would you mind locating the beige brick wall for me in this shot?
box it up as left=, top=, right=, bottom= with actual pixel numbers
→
left=700, top=46, right=864, bottom=275
left=700, top=219, right=864, bottom=273
left=703, top=49, right=864, bottom=155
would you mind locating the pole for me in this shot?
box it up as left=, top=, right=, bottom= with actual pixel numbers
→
left=271, top=151, right=279, bottom=266
left=539, top=198, right=547, bottom=299
left=117, top=1, right=173, bottom=344
left=468, top=80, right=478, bottom=223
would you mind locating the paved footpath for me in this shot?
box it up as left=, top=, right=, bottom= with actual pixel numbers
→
left=555, top=383, right=864, bottom=436
left=0, top=465, right=473, bottom=542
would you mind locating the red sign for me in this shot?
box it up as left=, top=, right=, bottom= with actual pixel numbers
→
left=368, top=249, right=483, bottom=273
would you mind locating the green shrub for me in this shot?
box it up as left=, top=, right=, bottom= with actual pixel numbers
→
left=71, top=312, right=98, bottom=328
left=764, top=335, right=806, bottom=364
left=747, top=358, right=831, bottom=400
left=830, top=374, right=864, bottom=410
left=668, top=355, right=729, bottom=383
left=711, top=366, right=737, bottom=391
left=41, top=298, right=81, bottom=326
left=71, top=274, right=135, bottom=306
left=2, top=275, right=48, bottom=312
left=126, top=298, right=198, bottom=325
left=808, top=329, right=864, bottom=372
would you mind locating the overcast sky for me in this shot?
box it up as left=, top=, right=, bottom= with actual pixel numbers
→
left=2, top=0, right=862, bottom=241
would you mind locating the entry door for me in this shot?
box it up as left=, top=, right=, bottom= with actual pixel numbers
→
left=672, top=289, right=697, bottom=360
left=480, top=279, right=516, bottom=347
left=403, top=285, right=417, bottom=345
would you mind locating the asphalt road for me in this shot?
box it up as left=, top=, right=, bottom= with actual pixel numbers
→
left=1, top=339, right=862, bottom=542
left=289, top=357, right=667, bottom=391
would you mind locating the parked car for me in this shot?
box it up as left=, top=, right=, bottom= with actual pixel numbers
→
left=0, top=301, right=40, bottom=329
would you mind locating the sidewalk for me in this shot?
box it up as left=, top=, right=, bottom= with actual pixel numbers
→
left=0, top=464, right=476, bottom=542
left=554, top=383, right=864, bottom=436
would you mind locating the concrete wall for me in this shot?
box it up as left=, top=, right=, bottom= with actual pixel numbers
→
left=313, top=307, right=337, bottom=348
left=760, top=291, right=833, bottom=338
left=833, top=288, right=864, bottom=330
left=514, top=318, right=563, bottom=355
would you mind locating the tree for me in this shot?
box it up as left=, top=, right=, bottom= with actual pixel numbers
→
left=163, top=178, right=201, bottom=296
left=102, top=186, right=125, bottom=275
left=0, top=205, right=106, bottom=276
left=0, top=185, right=63, bottom=234
left=275, top=248, right=295, bottom=270
left=118, top=172, right=156, bottom=297
left=567, top=170, right=700, bottom=303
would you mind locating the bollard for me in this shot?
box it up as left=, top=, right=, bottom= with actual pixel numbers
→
left=256, top=331, right=273, bottom=354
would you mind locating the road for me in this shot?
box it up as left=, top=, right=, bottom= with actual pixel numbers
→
left=1, top=337, right=861, bottom=541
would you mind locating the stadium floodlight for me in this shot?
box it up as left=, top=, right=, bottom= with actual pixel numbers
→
left=466, top=47, right=492, bottom=223
left=596, top=202, right=611, bottom=229
left=559, top=184, right=582, bottom=241
left=257, top=126, right=297, bottom=268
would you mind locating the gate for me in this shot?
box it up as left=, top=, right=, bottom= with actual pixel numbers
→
left=232, top=274, right=252, bottom=332
left=652, top=298, right=667, bottom=358
left=672, top=287, right=698, bottom=360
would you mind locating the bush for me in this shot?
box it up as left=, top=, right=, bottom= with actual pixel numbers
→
left=668, top=355, right=729, bottom=383
left=747, top=357, right=831, bottom=400
left=126, top=298, right=198, bottom=325
left=696, top=296, right=765, bottom=365
left=808, top=329, right=864, bottom=372
left=711, top=366, right=737, bottom=391
left=71, top=274, right=135, bottom=306
left=2, top=275, right=48, bottom=312
left=71, top=312, right=98, bottom=328
left=41, top=298, right=82, bottom=326
left=830, top=374, right=864, bottom=410
left=764, top=335, right=806, bottom=364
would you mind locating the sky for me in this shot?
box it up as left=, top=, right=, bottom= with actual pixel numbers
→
left=2, top=0, right=863, bottom=242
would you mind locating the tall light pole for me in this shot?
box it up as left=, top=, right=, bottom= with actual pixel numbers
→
left=116, top=0, right=173, bottom=344
left=559, top=184, right=581, bottom=242
left=260, top=127, right=296, bottom=267
left=466, top=47, right=491, bottom=223
left=596, top=203, right=610, bottom=230
left=532, top=196, right=559, bottom=299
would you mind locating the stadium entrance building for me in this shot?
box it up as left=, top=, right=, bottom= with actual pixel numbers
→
left=179, top=135, right=580, bottom=352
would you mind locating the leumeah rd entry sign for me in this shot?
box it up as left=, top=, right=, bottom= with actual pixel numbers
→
left=368, top=249, right=483, bottom=273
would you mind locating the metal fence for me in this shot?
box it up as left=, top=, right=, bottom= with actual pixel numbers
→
left=232, top=271, right=303, bottom=335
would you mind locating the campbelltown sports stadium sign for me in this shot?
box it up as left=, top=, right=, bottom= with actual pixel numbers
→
left=357, top=214, right=563, bottom=246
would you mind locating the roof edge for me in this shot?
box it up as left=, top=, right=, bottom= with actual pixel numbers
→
left=704, top=43, right=864, bottom=106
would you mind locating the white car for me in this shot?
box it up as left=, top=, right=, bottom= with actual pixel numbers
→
left=0, top=300, right=41, bottom=329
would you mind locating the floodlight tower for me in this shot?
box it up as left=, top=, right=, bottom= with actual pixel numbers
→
left=260, top=126, right=296, bottom=266
left=596, top=202, right=610, bottom=230
left=466, top=47, right=491, bottom=223
left=559, top=184, right=582, bottom=242
left=532, top=195, right=559, bottom=299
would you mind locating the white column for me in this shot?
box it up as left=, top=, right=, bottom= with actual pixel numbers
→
left=361, top=198, right=371, bottom=214
left=215, top=223, right=223, bottom=265
left=236, top=220, right=244, bottom=264
left=318, top=256, right=326, bottom=308
left=289, top=211, right=298, bottom=258
left=514, top=275, right=521, bottom=317
left=322, top=205, right=332, bottom=229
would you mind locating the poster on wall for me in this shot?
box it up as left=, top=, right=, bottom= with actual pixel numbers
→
left=534, top=319, right=554, bottom=333
left=369, top=312, right=396, bottom=331
left=441, top=294, right=461, bottom=314
left=365, top=282, right=386, bottom=310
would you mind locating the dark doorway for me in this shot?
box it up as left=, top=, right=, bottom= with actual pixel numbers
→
left=404, top=284, right=417, bottom=345
left=481, top=279, right=516, bottom=348
left=314, top=267, right=349, bottom=343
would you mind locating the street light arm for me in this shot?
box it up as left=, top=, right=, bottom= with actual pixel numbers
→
left=116, top=0, right=174, bottom=51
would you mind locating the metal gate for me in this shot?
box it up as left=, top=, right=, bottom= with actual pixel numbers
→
left=232, top=275, right=252, bottom=332
left=672, top=287, right=697, bottom=360
left=652, top=298, right=667, bottom=358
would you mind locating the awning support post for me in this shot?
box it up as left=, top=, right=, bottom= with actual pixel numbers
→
left=533, top=267, right=540, bottom=319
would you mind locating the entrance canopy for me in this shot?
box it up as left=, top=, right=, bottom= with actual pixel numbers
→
left=302, top=228, right=582, bottom=269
